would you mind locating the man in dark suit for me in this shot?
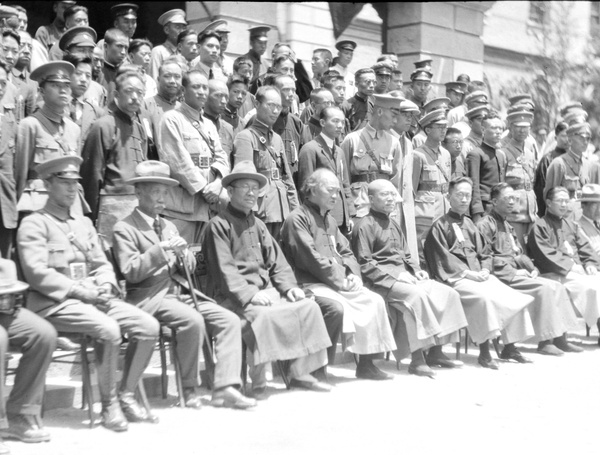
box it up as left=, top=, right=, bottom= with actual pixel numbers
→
left=112, top=161, right=255, bottom=410
left=297, top=106, right=354, bottom=234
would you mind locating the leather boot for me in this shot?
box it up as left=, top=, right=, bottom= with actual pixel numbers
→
left=119, top=339, right=158, bottom=423
left=95, top=341, right=127, bottom=432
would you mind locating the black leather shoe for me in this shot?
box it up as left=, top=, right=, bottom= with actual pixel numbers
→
left=182, top=387, right=202, bottom=409
left=119, top=393, right=159, bottom=424
left=408, top=363, right=436, bottom=378
left=211, top=386, right=257, bottom=409
left=356, top=363, right=393, bottom=380
left=478, top=356, right=499, bottom=370
left=500, top=347, right=532, bottom=364
left=101, top=402, right=128, bottom=432
left=553, top=337, right=584, bottom=353
left=247, top=386, right=268, bottom=401
left=0, top=414, right=50, bottom=443
left=426, top=351, right=459, bottom=368
left=289, top=378, right=332, bottom=392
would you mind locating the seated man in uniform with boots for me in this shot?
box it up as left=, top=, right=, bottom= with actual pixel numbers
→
left=202, top=161, right=332, bottom=397
left=352, top=179, right=468, bottom=377
left=112, top=161, right=255, bottom=409
left=18, top=156, right=160, bottom=432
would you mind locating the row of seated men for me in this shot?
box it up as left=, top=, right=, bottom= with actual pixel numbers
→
left=3, top=150, right=600, bottom=453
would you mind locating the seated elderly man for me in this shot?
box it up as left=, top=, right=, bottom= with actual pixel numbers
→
left=351, top=179, right=468, bottom=378
left=202, top=161, right=332, bottom=397
left=281, top=169, right=397, bottom=381
left=477, top=183, right=581, bottom=355
left=112, top=161, right=255, bottom=410
left=18, top=156, right=159, bottom=432
left=0, top=259, right=56, bottom=450
left=424, top=177, right=535, bottom=369
left=578, top=184, right=600, bottom=256
left=528, top=186, right=600, bottom=344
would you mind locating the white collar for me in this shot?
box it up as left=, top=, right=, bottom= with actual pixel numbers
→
left=320, top=132, right=335, bottom=148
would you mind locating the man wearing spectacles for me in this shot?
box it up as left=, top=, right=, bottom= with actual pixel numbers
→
left=528, top=185, right=600, bottom=346
left=478, top=183, right=581, bottom=358
left=444, top=127, right=465, bottom=179
left=544, top=121, right=600, bottom=221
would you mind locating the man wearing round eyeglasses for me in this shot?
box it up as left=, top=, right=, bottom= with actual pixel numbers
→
left=233, top=85, right=299, bottom=239
left=544, top=121, right=600, bottom=221
left=444, top=127, right=465, bottom=179
left=412, top=108, right=451, bottom=260
left=528, top=185, right=600, bottom=346
left=478, top=183, right=580, bottom=358
left=80, top=70, right=150, bottom=244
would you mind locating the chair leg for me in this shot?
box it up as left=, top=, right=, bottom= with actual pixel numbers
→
left=586, top=324, right=591, bottom=337
left=158, top=330, right=168, bottom=400
left=169, top=329, right=185, bottom=408
left=240, top=342, right=248, bottom=395
left=80, top=337, right=95, bottom=428
left=464, top=327, right=469, bottom=354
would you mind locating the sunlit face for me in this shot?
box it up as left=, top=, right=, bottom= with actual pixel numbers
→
left=492, top=186, right=517, bottom=218
left=136, top=182, right=168, bottom=218
left=312, top=91, right=334, bottom=116
left=568, top=131, right=591, bottom=155
left=183, top=72, right=208, bottom=111
left=46, top=176, right=79, bottom=209
left=206, top=84, right=228, bottom=116
left=199, top=36, right=220, bottom=65
left=276, top=77, right=296, bottom=109
left=17, top=12, right=27, bottom=31
left=369, top=181, right=398, bottom=214
left=115, top=16, right=137, bottom=38
left=356, top=73, right=375, bottom=97
left=70, top=62, right=92, bottom=98
left=0, top=35, right=19, bottom=70
left=546, top=190, right=570, bottom=218
left=228, top=82, right=247, bottom=110
left=274, top=59, right=294, bottom=78
left=65, top=11, right=88, bottom=28
left=448, top=182, right=472, bottom=215
left=444, top=133, right=463, bottom=159
left=329, top=80, right=345, bottom=105
left=311, top=52, right=329, bottom=76
left=394, top=111, right=414, bottom=134
left=256, top=89, right=282, bottom=127
left=41, top=80, right=71, bottom=108
left=509, top=123, right=531, bottom=144
left=320, top=109, right=345, bottom=139
left=129, top=44, right=152, bottom=71
left=114, top=75, right=145, bottom=115
left=425, top=122, right=447, bottom=142
left=178, top=34, right=198, bottom=62
left=227, top=178, right=260, bottom=213
left=483, top=117, right=503, bottom=145
left=375, top=72, right=391, bottom=93
left=337, top=49, right=353, bottom=67
left=412, top=80, right=430, bottom=101
left=308, top=173, right=340, bottom=212
left=235, top=62, right=253, bottom=80
left=158, top=63, right=182, bottom=98
left=105, top=36, right=128, bottom=66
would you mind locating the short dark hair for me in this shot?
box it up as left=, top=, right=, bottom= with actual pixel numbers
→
left=448, top=176, right=473, bottom=194
left=64, top=5, right=87, bottom=21
left=272, top=55, right=293, bottom=69
left=104, top=28, right=128, bottom=45
left=482, top=110, right=501, bottom=125
left=546, top=186, right=569, bottom=201
left=227, top=74, right=248, bottom=90
left=555, top=121, right=568, bottom=136
left=324, top=76, right=345, bottom=90
left=63, top=53, right=92, bottom=68
left=128, top=38, right=152, bottom=54
left=182, top=69, right=206, bottom=88
left=198, top=30, right=221, bottom=45
left=490, top=182, right=511, bottom=200
left=355, top=68, right=375, bottom=82
left=310, top=87, right=330, bottom=104
left=177, top=29, right=195, bottom=45
left=233, top=56, right=252, bottom=72
left=255, top=85, right=279, bottom=104
left=12, top=5, right=26, bottom=15
left=444, top=127, right=462, bottom=138
left=319, top=106, right=343, bottom=121
left=114, top=70, right=143, bottom=91
left=2, top=29, right=20, bottom=45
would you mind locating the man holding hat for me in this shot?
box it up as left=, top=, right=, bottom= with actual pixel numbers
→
left=18, top=155, right=160, bottom=431
left=501, top=110, right=538, bottom=249
left=112, top=160, right=255, bottom=410
left=466, top=111, right=507, bottom=222
left=35, top=1, right=76, bottom=51
left=579, top=184, right=600, bottom=255
left=342, top=67, right=375, bottom=132
left=202, top=161, right=333, bottom=397
left=341, top=93, right=402, bottom=218
left=15, top=61, right=88, bottom=216
left=0, top=258, right=56, bottom=450
left=372, top=60, right=394, bottom=95
left=241, top=25, right=271, bottom=84
left=412, top=108, right=451, bottom=259
left=158, top=70, right=229, bottom=245
left=331, top=40, right=356, bottom=96
left=150, top=9, right=187, bottom=80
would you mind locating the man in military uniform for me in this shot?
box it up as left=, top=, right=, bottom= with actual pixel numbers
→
left=149, top=9, right=187, bottom=80
left=15, top=61, right=87, bottom=216
left=18, top=155, right=160, bottom=431
left=579, top=184, right=600, bottom=256
left=342, top=68, right=375, bottom=132
left=372, top=61, right=394, bottom=95
left=111, top=3, right=138, bottom=39
left=450, top=89, right=488, bottom=139
left=466, top=111, right=507, bottom=222
left=445, top=81, right=466, bottom=110
left=0, top=259, right=56, bottom=450
left=47, top=6, right=90, bottom=61
left=408, top=59, right=433, bottom=112
left=221, top=75, right=248, bottom=136
left=331, top=40, right=356, bottom=97
left=158, top=70, right=229, bottom=244
left=56, top=25, right=96, bottom=62
left=341, top=93, right=402, bottom=219
left=112, top=160, right=255, bottom=410
left=411, top=97, right=451, bottom=149
left=4, top=30, right=37, bottom=123
left=462, top=103, right=489, bottom=157
left=233, top=85, right=298, bottom=238
left=240, top=25, right=270, bottom=84
left=444, top=127, right=465, bottom=179
left=203, top=79, right=235, bottom=159
left=501, top=110, right=538, bottom=249
left=35, top=1, right=75, bottom=51
left=80, top=70, right=149, bottom=244
left=411, top=109, right=451, bottom=259
left=534, top=121, right=568, bottom=217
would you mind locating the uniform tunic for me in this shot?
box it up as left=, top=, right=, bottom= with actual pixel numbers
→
left=15, top=106, right=87, bottom=215
left=10, top=68, right=38, bottom=123
left=297, top=134, right=355, bottom=229
left=142, top=94, right=180, bottom=161
left=158, top=102, right=230, bottom=242
left=352, top=209, right=467, bottom=357
left=240, top=49, right=269, bottom=84
left=202, top=204, right=330, bottom=376
left=280, top=201, right=396, bottom=355
left=272, top=110, right=309, bottom=184
left=466, top=141, right=507, bottom=217
left=528, top=212, right=600, bottom=326
left=221, top=105, right=247, bottom=136
left=424, top=210, right=534, bottom=344
left=149, top=41, right=177, bottom=81
left=342, top=93, right=373, bottom=132
left=477, top=211, right=577, bottom=341
left=35, top=21, right=64, bottom=51
left=233, top=119, right=299, bottom=231
left=341, top=123, right=401, bottom=217
left=412, top=142, right=451, bottom=254
left=0, top=112, right=17, bottom=258
left=534, top=146, right=566, bottom=217
left=462, top=132, right=481, bottom=158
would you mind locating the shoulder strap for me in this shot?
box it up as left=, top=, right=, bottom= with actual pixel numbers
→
left=31, top=111, right=74, bottom=156
left=358, top=129, right=382, bottom=172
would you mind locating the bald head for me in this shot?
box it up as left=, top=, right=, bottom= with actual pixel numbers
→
left=205, top=78, right=229, bottom=116
left=368, top=179, right=399, bottom=214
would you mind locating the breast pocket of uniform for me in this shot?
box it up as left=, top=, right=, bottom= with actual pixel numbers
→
left=564, top=175, right=579, bottom=193
left=34, top=143, right=61, bottom=163
left=380, top=154, right=393, bottom=174
left=351, top=148, right=372, bottom=173
left=422, top=164, right=438, bottom=182
left=47, top=243, right=68, bottom=269
left=255, top=149, right=271, bottom=173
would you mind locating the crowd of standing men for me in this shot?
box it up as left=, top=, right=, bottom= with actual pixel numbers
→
left=0, top=1, right=599, bottom=453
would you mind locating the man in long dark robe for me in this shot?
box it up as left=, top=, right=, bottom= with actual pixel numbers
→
left=477, top=183, right=580, bottom=355
left=424, top=177, right=534, bottom=369
left=352, top=179, right=467, bottom=377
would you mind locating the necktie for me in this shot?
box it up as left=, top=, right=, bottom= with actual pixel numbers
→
left=153, top=217, right=162, bottom=241
left=209, top=68, right=214, bottom=80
